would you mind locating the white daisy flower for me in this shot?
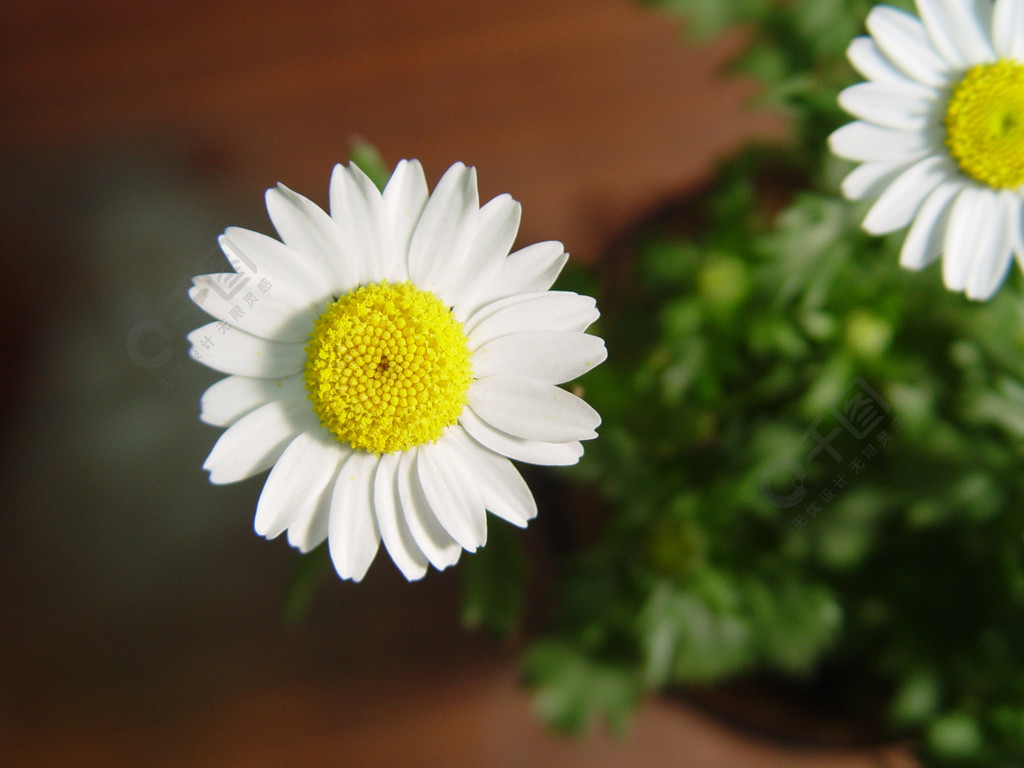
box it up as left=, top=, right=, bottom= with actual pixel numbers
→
left=187, top=161, right=606, bottom=581
left=829, top=0, right=1024, bottom=300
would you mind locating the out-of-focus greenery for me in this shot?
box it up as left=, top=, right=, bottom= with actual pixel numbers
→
left=525, top=148, right=1024, bottom=766
left=459, top=1, right=1024, bottom=766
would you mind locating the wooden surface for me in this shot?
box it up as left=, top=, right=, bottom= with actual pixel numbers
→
left=0, top=1, right=920, bottom=766
left=1, top=0, right=783, bottom=257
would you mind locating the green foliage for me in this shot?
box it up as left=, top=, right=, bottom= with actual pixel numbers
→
left=503, top=4, right=1024, bottom=764
left=282, top=541, right=331, bottom=627
left=519, top=133, right=1024, bottom=763
left=460, top=520, right=528, bottom=636
left=534, top=144, right=1024, bottom=760
left=524, top=639, right=643, bottom=734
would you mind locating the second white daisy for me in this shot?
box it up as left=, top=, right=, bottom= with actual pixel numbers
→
left=188, top=160, right=606, bottom=581
left=829, top=0, right=1024, bottom=300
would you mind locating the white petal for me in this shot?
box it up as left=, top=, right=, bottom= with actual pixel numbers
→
left=447, top=428, right=537, bottom=527
left=967, top=243, right=1013, bottom=300
left=1007, top=191, right=1024, bottom=261
left=328, top=451, right=381, bottom=581
left=199, top=373, right=306, bottom=427
left=265, top=184, right=357, bottom=295
left=468, top=376, right=601, bottom=443
left=219, top=227, right=333, bottom=307
left=190, top=273, right=317, bottom=343
left=472, top=331, right=607, bottom=384
left=373, top=452, right=429, bottom=581
left=943, top=186, right=995, bottom=292
left=465, top=291, right=600, bottom=344
left=916, top=0, right=995, bottom=68
left=497, top=241, right=569, bottom=293
left=828, top=121, right=940, bottom=163
left=382, top=159, right=429, bottom=268
left=994, top=0, right=1024, bottom=59
left=459, top=242, right=569, bottom=321
left=397, top=450, right=461, bottom=570
left=330, top=163, right=397, bottom=285
left=899, top=178, right=961, bottom=269
left=188, top=321, right=306, bottom=378
left=459, top=406, right=585, bottom=466
left=417, top=433, right=487, bottom=551
left=841, top=160, right=913, bottom=201
left=202, top=397, right=319, bottom=484
left=468, top=194, right=522, bottom=264
left=862, top=155, right=952, bottom=234
left=838, top=82, right=943, bottom=130
left=866, top=6, right=952, bottom=87
left=286, top=465, right=338, bottom=553
left=254, top=429, right=346, bottom=539
left=847, top=36, right=918, bottom=86
left=444, top=193, right=522, bottom=308
left=966, top=190, right=1014, bottom=300
left=407, top=163, right=479, bottom=300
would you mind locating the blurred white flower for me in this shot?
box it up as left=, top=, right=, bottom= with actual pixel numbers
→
left=188, top=160, right=605, bottom=581
left=829, top=0, right=1024, bottom=300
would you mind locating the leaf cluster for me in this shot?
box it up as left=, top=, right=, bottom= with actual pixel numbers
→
left=523, top=141, right=1024, bottom=765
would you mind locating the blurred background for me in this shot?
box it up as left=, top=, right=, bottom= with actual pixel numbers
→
left=1, top=0, right=919, bottom=764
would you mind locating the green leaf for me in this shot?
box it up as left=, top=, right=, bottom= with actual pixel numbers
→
left=890, top=671, right=942, bottom=727
left=460, top=520, right=527, bottom=636
left=745, top=578, right=842, bottom=673
left=348, top=139, right=390, bottom=191
left=638, top=580, right=754, bottom=686
left=927, top=713, right=984, bottom=760
left=524, top=639, right=642, bottom=734
left=282, top=543, right=331, bottom=627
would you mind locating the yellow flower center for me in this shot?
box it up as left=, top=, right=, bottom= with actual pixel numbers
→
left=304, top=280, right=473, bottom=454
left=945, top=60, right=1024, bottom=189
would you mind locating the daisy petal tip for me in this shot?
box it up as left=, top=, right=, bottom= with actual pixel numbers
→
left=202, top=466, right=232, bottom=486
left=838, top=181, right=859, bottom=202
left=965, top=286, right=993, bottom=302
left=431, top=551, right=462, bottom=573
left=346, top=160, right=377, bottom=188
left=252, top=514, right=278, bottom=540
left=264, top=183, right=301, bottom=213
left=860, top=217, right=892, bottom=237
left=825, top=129, right=845, bottom=159
left=898, top=253, right=927, bottom=272
left=186, top=282, right=206, bottom=309
left=395, top=559, right=430, bottom=582
left=329, top=546, right=378, bottom=583
left=395, top=157, right=424, bottom=177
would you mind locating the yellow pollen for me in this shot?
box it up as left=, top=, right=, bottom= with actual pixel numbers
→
left=945, top=60, right=1024, bottom=189
left=304, top=280, right=473, bottom=454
